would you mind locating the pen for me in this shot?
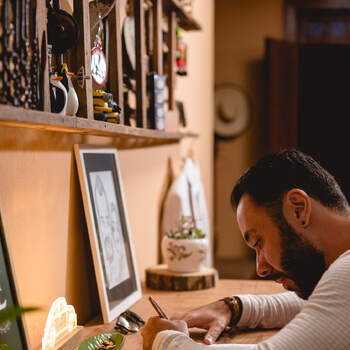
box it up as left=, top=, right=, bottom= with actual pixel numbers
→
left=148, top=296, right=169, bottom=320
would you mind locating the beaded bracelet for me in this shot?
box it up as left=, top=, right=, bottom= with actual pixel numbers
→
left=220, top=296, right=243, bottom=328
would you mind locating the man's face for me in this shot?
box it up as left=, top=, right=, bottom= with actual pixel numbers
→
left=237, top=194, right=326, bottom=299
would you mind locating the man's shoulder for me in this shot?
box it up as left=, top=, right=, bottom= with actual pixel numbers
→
left=313, top=249, right=350, bottom=295
left=328, top=249, right=350, bottom=272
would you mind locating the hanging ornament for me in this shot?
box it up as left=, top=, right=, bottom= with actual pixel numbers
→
left=91, top=12, right=108, bottom=88
left=176, top=27, right=187, bottom=76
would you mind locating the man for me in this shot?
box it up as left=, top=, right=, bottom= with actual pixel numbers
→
left=141, top=150, right=350, bottom=349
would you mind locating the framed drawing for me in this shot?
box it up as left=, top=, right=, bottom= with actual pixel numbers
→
left=74, top=145, right=142, bottom=323
left=0, top=210, right=29, bottom=349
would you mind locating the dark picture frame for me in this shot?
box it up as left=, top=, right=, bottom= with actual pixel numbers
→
left=74, top=145, right=141, bottom=323
left=0, top=212, right=29, bottom=349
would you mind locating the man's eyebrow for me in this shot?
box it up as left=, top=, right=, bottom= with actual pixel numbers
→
left=244, top=230, right=256, bottom=244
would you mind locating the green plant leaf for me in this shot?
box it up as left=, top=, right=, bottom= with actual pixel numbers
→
left=165, top=215, right=206, bottom=239
left=0, top=306, right=38, bottom=325
left=0, top=343, right=11, bottom=350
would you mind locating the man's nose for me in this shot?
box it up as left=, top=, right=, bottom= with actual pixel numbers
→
left=256, top=251, right=272, bottom=278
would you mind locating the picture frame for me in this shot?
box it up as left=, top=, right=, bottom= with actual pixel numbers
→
left=0, top=208, right=30, bottom=349
left=74, top=145, right=142, bottom=323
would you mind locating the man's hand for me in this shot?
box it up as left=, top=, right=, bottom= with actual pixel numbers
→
left=175, top=300, right=231, bottom=345
left=141, top=316, right=188, bottom=350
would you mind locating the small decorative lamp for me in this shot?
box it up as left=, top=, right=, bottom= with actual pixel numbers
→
left=42, top=297, right=80, bottom=350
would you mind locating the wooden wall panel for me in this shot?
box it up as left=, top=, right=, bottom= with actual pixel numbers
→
left=108, top=2, right=125, bottom=124
left=134, top=0, right=147, bottom=127
left=168, top=11, right=176, bottom=110
left=153, top=0, right=163, bottom=75
left=72, top=0, right=93, bottom=119
left=36, top=0, right=50, bottom=112
left=266, top=39, right=298, bottom=152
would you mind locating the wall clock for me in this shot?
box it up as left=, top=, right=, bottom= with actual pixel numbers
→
left=91, top=46, right=108, bottom=87
left=215, top=83, right=251, bottom=139
left=91, top=13, right=108, bottom=88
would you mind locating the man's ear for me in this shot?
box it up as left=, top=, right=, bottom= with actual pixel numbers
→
left=284, top=189, right=311, bottom=227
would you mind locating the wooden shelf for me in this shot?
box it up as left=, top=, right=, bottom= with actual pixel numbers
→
left=0, top=0, right=202, bottom=149
left=0, top=105, right=198, bottom=149
left=163, top=0, right=202, bottom=31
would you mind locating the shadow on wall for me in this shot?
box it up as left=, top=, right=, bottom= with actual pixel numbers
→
left=215, top=257, right=257, bottom=280
left=65, top=151, right=100, bottom=324
left=157, top=157, right=180, bottom=265
left=214, top=58, right=269, bottom=280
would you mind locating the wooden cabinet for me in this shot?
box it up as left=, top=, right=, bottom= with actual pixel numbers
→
left=0, top=0, right=201, bottom=148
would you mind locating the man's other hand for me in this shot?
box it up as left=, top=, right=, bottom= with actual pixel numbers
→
left=175, top=300, right=231, bottom=345
left=141, top=316, right=188, bottom=350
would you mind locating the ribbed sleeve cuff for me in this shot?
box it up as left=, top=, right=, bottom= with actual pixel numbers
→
left=152, top=330, right=187, bottom=350
left=234, top=294, right=253, bottom=328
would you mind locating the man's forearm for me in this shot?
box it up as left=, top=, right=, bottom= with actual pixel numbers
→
left=153, top=331, right=256, bottom=350
left=236, top=292, right=305, bottom=329
left=152, top=293, right=304, bottom=350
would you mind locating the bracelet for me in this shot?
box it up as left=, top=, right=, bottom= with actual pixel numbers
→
left=220, top=296, right=243, bottom=328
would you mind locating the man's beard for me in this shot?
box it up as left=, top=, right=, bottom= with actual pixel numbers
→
left=277, top=215, right=327, bottom=300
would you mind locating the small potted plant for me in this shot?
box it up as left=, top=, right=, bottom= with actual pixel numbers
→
left=161, top=215, right=208, bottom=273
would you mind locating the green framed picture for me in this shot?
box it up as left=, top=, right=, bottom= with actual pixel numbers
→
left=0, top=215, right=29, bottom=349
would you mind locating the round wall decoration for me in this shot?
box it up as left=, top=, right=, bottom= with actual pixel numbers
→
left=91, top=11, right=108, bottom=88
left=91, top=46, right=108, bottom=87
left=215, top=83, right=251, bottom=139
left=123, top=16, right=136, bottom=73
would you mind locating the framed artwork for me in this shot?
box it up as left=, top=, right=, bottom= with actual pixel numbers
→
left=0, top=211, right=29, bottom=349
left=74, top=145, right=142, bottom=323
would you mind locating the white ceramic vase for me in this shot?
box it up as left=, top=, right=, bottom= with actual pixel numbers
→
left=161, top=235, right=208, bottom=273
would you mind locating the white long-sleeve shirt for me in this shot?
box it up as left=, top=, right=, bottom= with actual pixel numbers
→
left=153, top=249, right=350, bottom=350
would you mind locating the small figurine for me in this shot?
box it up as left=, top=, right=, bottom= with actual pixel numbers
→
left=93, top=90, right=122, bottom=123
left=59, top=63, right=79, bottom=116
left=49, top=74, right=68, bottom=115
left=97, top=337, right=116, bottom=349
left=176, top=27, right=187, bottom=76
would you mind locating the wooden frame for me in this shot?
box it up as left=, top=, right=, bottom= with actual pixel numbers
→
left=74, top=145, right=142, bottom=323
left=0, top=209, right=30, bottom=349
left=284, top=0, right=350, bottom=41
left=265, top=39, right=298, bottom=152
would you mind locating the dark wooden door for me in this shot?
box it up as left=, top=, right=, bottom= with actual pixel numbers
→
left=265, top=39, right=299, bottom=153
left=298, top=44, right=350, bottom=201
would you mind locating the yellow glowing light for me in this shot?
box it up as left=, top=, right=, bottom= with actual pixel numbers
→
left=42, top=297, right=77, bottom=350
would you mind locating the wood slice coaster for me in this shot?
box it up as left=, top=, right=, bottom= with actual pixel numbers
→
left=146, top=264, right=218, bottom=291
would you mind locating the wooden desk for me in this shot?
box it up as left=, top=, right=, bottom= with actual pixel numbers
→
left=83, top=279, right=284, bottom=349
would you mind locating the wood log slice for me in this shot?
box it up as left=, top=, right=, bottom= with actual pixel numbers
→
left=146, top=264, right=218, bottom=291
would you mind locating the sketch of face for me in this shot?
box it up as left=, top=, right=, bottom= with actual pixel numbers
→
left=110, top=203, right=120, bottom=236
left=110, top=202, right=131, bottom=281
left=94, top=176, right=114, bottom=265
left=110, top=203, right=124, bottom=255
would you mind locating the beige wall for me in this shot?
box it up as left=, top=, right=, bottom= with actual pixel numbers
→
left=0, top=1, right=214, bottom=348
left=215, top=0, right=283, bottom=260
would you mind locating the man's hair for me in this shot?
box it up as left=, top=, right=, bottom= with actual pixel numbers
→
left=231, top=150, right=349, bottom=213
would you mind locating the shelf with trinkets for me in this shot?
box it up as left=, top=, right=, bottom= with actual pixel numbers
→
left=0, top=104, right=197, bottom=148
left=0, top=0, right=200, bottom=148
